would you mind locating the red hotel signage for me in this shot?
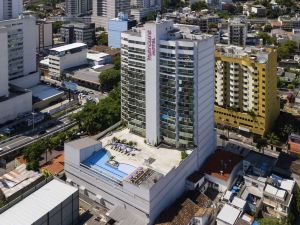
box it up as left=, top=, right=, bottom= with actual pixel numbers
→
left=147, top=30, right=156, bottom=61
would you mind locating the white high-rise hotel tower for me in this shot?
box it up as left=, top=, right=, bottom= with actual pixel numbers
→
left=121, top=18, right=216, bottom=151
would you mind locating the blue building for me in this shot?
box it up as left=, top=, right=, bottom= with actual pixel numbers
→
left=108, top=13, right=136, bottom=48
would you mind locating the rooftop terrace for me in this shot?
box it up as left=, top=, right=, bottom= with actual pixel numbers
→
left=100, top=128, right=182, bottom=176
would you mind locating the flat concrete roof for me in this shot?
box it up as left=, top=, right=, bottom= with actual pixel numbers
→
left=0, top=179, right=78, bottom=225
left=100, top=128, right=182, bottom=175
left=72, top=68, right=100, bottom=84
left=30, top=84, right=64, bottom=101
left=50, top=43, right=86, bottom=52
left=217, top=204, right=241, bottom=225
left=66, top=137, right=100, bottom=150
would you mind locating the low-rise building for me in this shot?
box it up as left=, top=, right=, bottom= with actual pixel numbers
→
left=251, top=5, right=266, bottom=17
left=288, top=133, right=300, bottom=155
left=0, top=164, right=43, bottom=203
left=48, top=43, right=88, bottom=79
left=262, top=175, right=295, bottom=218
left=155, top=191, right=213, bottom=225
left=0, top=179, right=79, bottom=225
left=216, top=204, right=242, bottom=225
left=243, top=152, right=276, bottom=193
left=190, top=150, right=243, bottom=192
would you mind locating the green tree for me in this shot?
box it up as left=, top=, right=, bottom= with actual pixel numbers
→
left=258, top=218, right=284, bottom=225
left=281, top=124, right=294, bottom=140
left=278, top=40, right=297, bottom=60
left=98, top=32, right=108, bottom=46
left=145, top=12, right=157, bottom=21
left=266, top=132, right=279, bottom=146
left=208, top=22, right=218, bottom=29
left=257, top=32, right=277, bottom=45
left=287, top=83, right=295, bottom=89
left=256, top=137, right=268, bottom=153
left=73, top=86, right=121, bottom=135
left=52, top=21, right=62, bottom=34
left=112, top=54, right=121, bottom=70
left=99, top=68, right=120, bottom=92
left=263, top=23, right=273, bottom=32
left=191, top=1, right=207, bottom=11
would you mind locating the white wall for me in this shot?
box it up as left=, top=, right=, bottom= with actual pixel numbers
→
left=0, top=27, right=8, bottom=97
left=0, top=91, right=32, bottom=124
left=145, top=20, right=173, bottom=145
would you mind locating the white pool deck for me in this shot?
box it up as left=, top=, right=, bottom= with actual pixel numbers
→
left=100, top=128, right=184, bottom=175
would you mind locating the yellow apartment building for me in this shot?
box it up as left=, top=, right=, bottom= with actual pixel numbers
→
left=214, top=45, right=280, bottom=136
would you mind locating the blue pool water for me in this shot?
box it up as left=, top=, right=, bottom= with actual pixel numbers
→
left=83, top=149, right=136, bottom=181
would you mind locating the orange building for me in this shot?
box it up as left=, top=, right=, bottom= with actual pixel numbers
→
left=288, top=134, right=300, bottom=155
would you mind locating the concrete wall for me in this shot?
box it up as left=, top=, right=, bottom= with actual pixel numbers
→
left=0, top=91, right=32, bottom=124
left=64, top=141, right=102, bottom=166
left=147, top=149, right=203, bottom=223
left=108, top=20, right=128, bottom=48
left=0, top=27, right=9, bottom=97
left=22, top=16, right=37, bottom=76
left=35, top=191, right=79, bottom=225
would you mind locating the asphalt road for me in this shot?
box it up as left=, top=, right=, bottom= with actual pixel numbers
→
left=0, top=108, right=81, bottom=157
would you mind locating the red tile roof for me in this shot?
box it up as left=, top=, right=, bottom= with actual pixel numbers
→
left=40, top=154, right=64, bottom=175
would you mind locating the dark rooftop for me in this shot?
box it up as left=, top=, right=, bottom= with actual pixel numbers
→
left=187, top=171, right=204, bottom=183
left=201, top=150, right=243, bottom=181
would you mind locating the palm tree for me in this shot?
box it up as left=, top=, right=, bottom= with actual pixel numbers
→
left=266, top=132, right=279, bottom=146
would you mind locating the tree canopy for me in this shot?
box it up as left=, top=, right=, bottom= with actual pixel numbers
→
left=191, top=1, right=207, bottom=11
left=277, top=40, right=297, bottom=60
left=98, top=32, right=108, bottom=46
left=99, top=68, right=120, bottom=92
left=73, top=86, right=121, bottom=135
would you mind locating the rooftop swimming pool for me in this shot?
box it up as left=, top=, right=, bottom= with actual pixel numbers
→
left=82, top=149, right=136, bottom=181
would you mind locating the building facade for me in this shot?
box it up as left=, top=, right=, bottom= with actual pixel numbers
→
left=36, top=20, right=53, bottom=51
left=48, top=43, right=88, bottom=79
left=108, top=13, right=136, bottom=48
left=65, top=0, right=92, bottom=16
left=0, top=27, right=9, bottom=97
left=0, top=0, right=22, bottom=20
left=0, top=14, right=39, bottom=124
left=130, top=0, right=161, bottom=22
left=214, top=45, right=280, bottom=136
left=60, top=22, right=95, bottom=46
left=121, top=19, right=215, bottom=148
left=91, top=0, right=130, bottom=29
left=0, top=15, right=38, bottom=85
left=228, top=17, right=247, bottom=46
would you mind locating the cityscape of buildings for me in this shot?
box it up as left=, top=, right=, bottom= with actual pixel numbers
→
left=0, top=0, right=300, bottom=225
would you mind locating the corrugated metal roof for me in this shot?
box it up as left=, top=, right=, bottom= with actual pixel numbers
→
left=0, top=179, right=78, bottom=225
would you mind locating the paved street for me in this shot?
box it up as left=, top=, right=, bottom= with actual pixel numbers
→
left=0, top=108, right=81, bottom=157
